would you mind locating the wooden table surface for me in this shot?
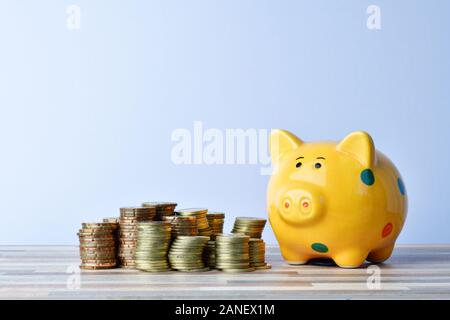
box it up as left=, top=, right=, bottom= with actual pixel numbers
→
left=1, top=244, right=449, bottom=299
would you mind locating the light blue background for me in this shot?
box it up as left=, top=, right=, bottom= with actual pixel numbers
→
left=0, top=1, right=449, bottom=245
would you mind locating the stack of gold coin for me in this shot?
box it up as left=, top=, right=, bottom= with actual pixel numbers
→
left=176, top=208, right=212, bottom=237
left=215, top=234, right=254, bottom=272
left=231, top=217, right=267, bottom=239
left=163, top=216, right=198, bottom=238
left=102, top=217, right=120, bottom=259
left=142, top=202, right=177, bottom=220
left=249, top=238, right=271, bottom=270
left=103, top=217, right=119, bottom=224
left=135, top=221, right=171, bottom=272
left=78, top=222, right=118, bottom=269
left=168, top=236, right=210, bottom=272
left=206, top=212, right=225, bottom=240
left=203, top=240, right=216, bottom=268
left=118, top=206, right=156, bottom=268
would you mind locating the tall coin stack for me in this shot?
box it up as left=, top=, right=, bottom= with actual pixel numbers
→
left=215, top=234, right=253, bottom=272
left=169, top=236, right=210, bottom=272
left=135, top=221, right=172, bottom=272
left=249, top=238, right=271, bottom=270
left=78, top=222, right=118, bottom=269
left=231, top=217, right=267, bottom=239
left=206, top=212, right=225, bottom=240
left=142, top=202, right=177, bottom=220
left=203, top=212, right=224, bottom=268
left=176, top=208, right=212, bottom=237
left=163, top=216, right=198, bottom=238
left=203, top=240, right=216, bottom=268
left=118, top=206, right=156, bottom=268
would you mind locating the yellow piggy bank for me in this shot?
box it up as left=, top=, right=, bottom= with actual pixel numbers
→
left=267, top=130, right=407, bottom=268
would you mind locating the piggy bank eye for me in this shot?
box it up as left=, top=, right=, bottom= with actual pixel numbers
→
left=296, top=162, right=302, bottom=168
left=314, top=163, right=322, bottom=169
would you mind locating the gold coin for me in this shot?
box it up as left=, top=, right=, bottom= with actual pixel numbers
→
left=175, top=267, right=210, bottom=272
left=235, top=217, right=267, bottom=223
left=136, top=268, right=170, bottom=272
left=79, top=228, right=116, bottom=234
left=142, top=201, right=177, bottom=208
left=120, top=207, right=156, bottom=218
left=79, top=244, right=116, bottom=249
left=78, top=234, right=116, bottom=239
left=207, top=211, right=225, bottom=218
left=82, top=222, right=117, bottom=229
left=220, top=267, right=255, bottom=273
left=80, top=264, right=117, bottom=270
left=81, top=259, right=117, bottom=264
left=176, top=208, right=207, bottom=215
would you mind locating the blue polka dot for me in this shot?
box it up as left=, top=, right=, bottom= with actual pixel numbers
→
left=397, top=177, right=406, bottom=195
left=361, top=169, right=375, bottom=186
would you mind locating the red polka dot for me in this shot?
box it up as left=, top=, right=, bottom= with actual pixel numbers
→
left=382, top=223, right=393, bottom=238
left=284, top=201, right=290, bottom=209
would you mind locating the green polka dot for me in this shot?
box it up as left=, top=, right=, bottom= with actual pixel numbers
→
left=311, top=243, right=328, bottom=253
left=361, top=169, right=375, bottom=186
left=397, top=177, right=406, bottom=195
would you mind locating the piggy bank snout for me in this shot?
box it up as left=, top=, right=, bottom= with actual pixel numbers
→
left=279, top=188, right=324, bottom=226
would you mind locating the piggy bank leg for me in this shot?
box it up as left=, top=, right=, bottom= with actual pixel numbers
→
left=280, top=246, right=310, bottom=265
left=367, top=244, right=395, bottom=263
left=332, top=249, right=368, bottom=268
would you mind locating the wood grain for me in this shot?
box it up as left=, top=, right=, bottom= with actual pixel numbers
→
left=1, top=245, right=449, bottom=299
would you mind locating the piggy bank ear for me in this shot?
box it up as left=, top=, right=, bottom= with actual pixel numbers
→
left=337, top=131, right=375, bottom=167
left=270, top=129, right=303, bottom=165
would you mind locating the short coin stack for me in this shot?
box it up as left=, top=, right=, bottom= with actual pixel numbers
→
left=103, top=217, right=119, bottom=224
left=103, top=217, right=120, bottom=240
left=215, top=234, right=253, bottom=272
left=142, top=202, right=177, bottom=220
left=164, top=216, right=198, bottom=238
left=168, top=236, right=210, bottom=272
left=232, top=217, right=267, bottom=239
left=78, top=222, right=118, bottom=269
left=203, top=240, right=216, bottom=268
left=206, top=212, right=225, bottom=240
left=135, top=221, right=171, bottom=272
left=118, top=206, right=156, bottom=268
left=176, top=208, right=212, bottom=237
left=249, top=238, right=271, bottom=269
